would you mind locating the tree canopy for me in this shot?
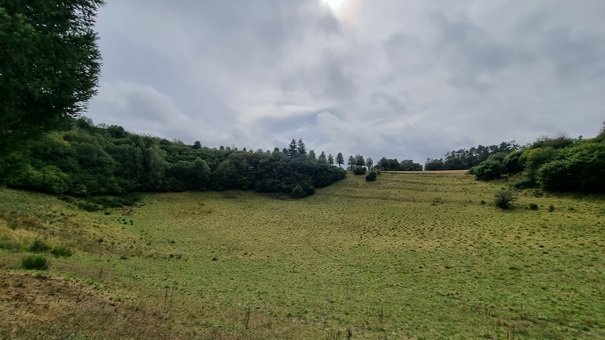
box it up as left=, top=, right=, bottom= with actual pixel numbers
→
left=0, top=120, right=347, bottom=198
left=0, top=0, right=104, bottom=153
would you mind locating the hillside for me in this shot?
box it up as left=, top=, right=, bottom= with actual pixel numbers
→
left=1, top=171, right=604, bottom=339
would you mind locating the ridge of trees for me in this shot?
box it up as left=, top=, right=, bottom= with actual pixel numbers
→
left=469, top=125, right=605, bottom=192
left=425, top=141, right=520, bottom=171
left=0, top=119, right=346, bottom=198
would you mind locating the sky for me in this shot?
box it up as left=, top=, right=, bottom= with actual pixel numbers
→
left=87, top=0, right=605, bottom=163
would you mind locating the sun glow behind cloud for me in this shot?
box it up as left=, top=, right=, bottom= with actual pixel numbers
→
left=320, top=0, right=357, bottom=22
left=321, top=0, right=345, bottom=10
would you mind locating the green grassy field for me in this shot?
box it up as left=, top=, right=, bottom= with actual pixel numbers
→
left=1, top=171, right=604, bottom=339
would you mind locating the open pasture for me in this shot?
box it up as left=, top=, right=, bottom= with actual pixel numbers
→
left=1, top=171, right=604, bottom=339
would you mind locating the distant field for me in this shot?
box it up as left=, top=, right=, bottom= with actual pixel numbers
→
left=1, top=171, right=604, bottom=339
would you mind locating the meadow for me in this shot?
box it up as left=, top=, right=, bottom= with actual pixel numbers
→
left=1, top=171, right=604, bottom=339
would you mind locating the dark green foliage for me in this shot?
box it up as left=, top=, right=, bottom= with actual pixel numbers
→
left=471, top=130, right=605, bottom=193
left=336, top=153, right=344, bottom=167
left=353, top=166, right=367, bottom=175
left=29, top=239, right=50, bottom=252
left=347, top=156, right=355, bottom=170
left=444, top=157, right=467, bottom=170
left=377, top=158, right=422, bottom=171
left=444, top=141, right=519, bottom=170
left=531, top=135, right=575, bottom=149
left=522, top=147, right=558, bottom=181
left=503, top=150, right=524, bottom=174
left=0, top=0, right=104, bottom=153
left=77, top=201, right=102, bottom=212
left=528, top=203, right=539, bottom=210
left=354, top=155, right=365, bottom=167
left=290, top=185, right=304, bottom=198
left=3, top=121, right=345, bottom=198
left=365, top=171, right=377, bottom=181
left=471, top=160, right=506, bottom=181
left=424, top=158, right=445, bottom=171
left=494, top=190, right=515, bottom=209
left=399, top=160, right=423, bottom=171
left=537, top=142, right=605, bottom=192
left=50, top=246, right=73, bottom=257
left=21, top=254, right=50, bottom=270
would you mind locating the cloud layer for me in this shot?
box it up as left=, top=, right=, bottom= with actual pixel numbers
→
left=88, top=0, right=605, bottom=162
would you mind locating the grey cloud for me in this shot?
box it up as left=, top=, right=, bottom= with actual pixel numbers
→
left=88, top=0, right=605, bottom=164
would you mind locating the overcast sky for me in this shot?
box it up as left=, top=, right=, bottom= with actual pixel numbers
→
left=87, top=0, right=605, bottom=163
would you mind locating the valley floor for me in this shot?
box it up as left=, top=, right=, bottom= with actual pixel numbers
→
left=1, top=171, right=604, bottom=339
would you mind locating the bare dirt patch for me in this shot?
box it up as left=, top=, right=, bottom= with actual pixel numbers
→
left=0, top=271, right=177, bottom=339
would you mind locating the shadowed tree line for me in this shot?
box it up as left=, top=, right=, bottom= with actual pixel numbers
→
left=0, top=118, right=346, bottom=198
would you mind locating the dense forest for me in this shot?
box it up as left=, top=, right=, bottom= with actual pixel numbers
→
left=0, top=118, right=346, bottom=198
left=469, top=126, right=605, bottom=192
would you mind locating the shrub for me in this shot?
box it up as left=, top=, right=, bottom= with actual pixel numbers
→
left=472, top=160, right=507, bottom=181
left=365, top=171, right=377, bottom=181
left=511, top=177, right=534, bottom=189
left=51, top=246, right=73, bottom=257
left=494, top=190, right=516, bottom=209
left=21, top=254, right=50, bottom=270
left=29, top=239, right=51, bottom=253
left=353, top=166, right=367, bottom=175
left=528, top=203, right=539, bottom=210
left=503, top=150, right=524, bottom=174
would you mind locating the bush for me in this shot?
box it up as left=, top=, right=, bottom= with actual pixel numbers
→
left=537, top=142, right=605, bottom=192
left=503, top=150, right=524, bottom=174
left=353, top=166, right=367, bottom=175
left=527, top=203, right=539, bottom=210
left=29, top=239, right=51, bottom=253
left=365, top=171, right=377, bottom=181
left=472, top=160, right=507, bottom=181
left=21, top=254, right=50, bottom=270
left=494, top=190, right=516, bottom=209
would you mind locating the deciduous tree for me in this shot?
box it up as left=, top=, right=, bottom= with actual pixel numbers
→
left=0, top=0, right=105, bottom=153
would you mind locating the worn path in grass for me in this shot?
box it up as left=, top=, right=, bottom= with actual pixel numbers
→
left=1, top=171, right=604, bottom=339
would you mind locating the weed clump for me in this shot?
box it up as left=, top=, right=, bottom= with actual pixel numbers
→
left=21, top=254, right=50, bottom=270
left=511, top=177, right=534, bottom=189
left=527, top=203, right=539, bottom=210
left=51, top=246, right=73, bottom=257
left=494, top=190, right=516, bottom=209
left=29, top=239, right=51, bottom=252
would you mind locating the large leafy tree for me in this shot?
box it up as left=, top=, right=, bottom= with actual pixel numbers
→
left=0, top=0, right=105, bottom=153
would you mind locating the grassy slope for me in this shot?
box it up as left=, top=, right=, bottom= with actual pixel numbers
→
left=1, top=171, right=604, bottom=339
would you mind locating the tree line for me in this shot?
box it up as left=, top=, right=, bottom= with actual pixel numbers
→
left=0, top=118, right=346, bottom=198
left=469, top=126, right=605, bottom=192
left=424, top=141, right=520, bottom=170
